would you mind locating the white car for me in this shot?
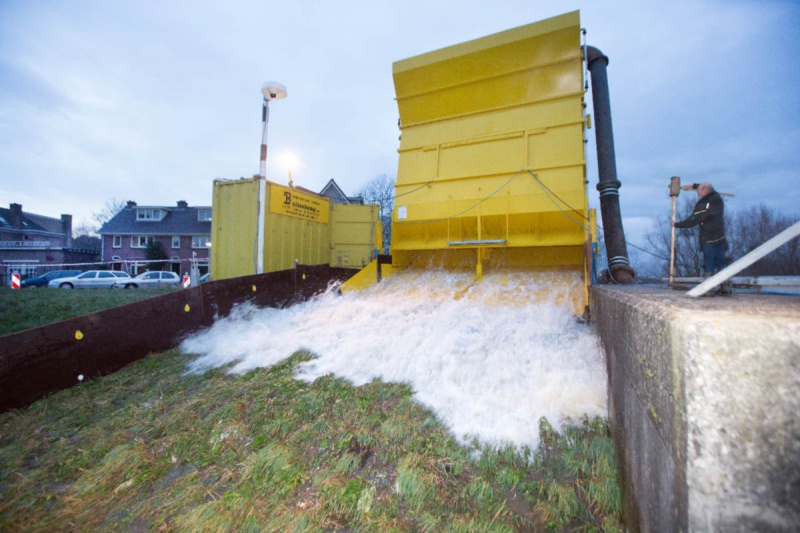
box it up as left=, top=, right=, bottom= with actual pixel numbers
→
left=48, top=270, right=131, bottom=289
left=112, top=271, right=181, bottom=289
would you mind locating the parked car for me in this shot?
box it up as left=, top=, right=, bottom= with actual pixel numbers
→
left=112, top=271, right=181, bottom=289
left=20, top=270, right=82, bottom=288
left=48, top=270, right=131, bottom=289
left=199, top=273, right=211, bottom=283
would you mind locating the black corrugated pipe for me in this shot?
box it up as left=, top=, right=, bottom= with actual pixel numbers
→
left=586, top=45, right=635, bottom=283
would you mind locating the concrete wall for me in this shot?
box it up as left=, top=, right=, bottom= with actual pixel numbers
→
left=591, top=285, right=800, bottom=532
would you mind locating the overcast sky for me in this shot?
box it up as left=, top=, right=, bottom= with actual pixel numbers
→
left=1, top=0, right=798, bottom=267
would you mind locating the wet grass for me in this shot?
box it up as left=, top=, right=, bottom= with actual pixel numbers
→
left=0, top=286, right=178, bottom=336
left=0, top=348, right=624, bottom=532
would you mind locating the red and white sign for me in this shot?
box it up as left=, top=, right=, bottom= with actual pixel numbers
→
left=182, top=274, right=190, bottom=288
left=11, top=273, right=20, bottom=289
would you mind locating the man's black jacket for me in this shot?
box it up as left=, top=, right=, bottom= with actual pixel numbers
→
left=674, top=191, right=725, bottom=244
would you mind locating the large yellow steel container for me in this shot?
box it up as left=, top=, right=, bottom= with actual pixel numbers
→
left=390, top=11, right=593, bottom=312
left=210, top=178, right=380, bottom=280
left=330, top=203, right=382, bottom=269
left=210, top=177, right=260, bottom=281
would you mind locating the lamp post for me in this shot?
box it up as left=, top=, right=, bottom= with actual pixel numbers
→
left=259, top=82, right=287, bottom=178
left=256, top=82, right=286, bottom=275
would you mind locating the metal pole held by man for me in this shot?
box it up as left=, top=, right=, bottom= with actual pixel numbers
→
left=668, top=176, right=681, bottom=286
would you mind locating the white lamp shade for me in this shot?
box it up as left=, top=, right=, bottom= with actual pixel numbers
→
left=262, top=82, right=287, bottom=100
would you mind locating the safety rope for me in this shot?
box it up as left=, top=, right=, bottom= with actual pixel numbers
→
left=393, top=170, right=525, bottom=225
left=394, top=180, right=434, bottom=199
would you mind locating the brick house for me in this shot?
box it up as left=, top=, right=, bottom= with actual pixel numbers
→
left=0, top=203, right=99, bottom=285
left=98, top=200, right=211, bottom=276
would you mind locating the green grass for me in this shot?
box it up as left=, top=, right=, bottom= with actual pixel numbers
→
left=0, top=348, right=625, bottom=532
left=0, top=286, right=178, bottom=336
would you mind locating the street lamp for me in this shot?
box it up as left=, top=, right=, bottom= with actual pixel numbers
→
left=259, top=82, right=287, bottom=178
left=256, top=82, right=287, bottom=276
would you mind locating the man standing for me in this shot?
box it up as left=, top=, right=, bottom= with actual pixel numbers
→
left=670, top=182, right=730, bottom=294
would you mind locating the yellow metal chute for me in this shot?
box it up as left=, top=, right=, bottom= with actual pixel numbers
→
left=382, top=11, right=595, bottom=314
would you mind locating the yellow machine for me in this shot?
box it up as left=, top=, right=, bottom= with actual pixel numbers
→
left=344, top=11, right=597, bottom=314
left=210, top=177, right=381, bottom=280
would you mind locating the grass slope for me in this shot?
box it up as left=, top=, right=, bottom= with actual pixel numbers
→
left=1, top=349, right=624, bottom=532
left=0, top=287, right=178, bottom=337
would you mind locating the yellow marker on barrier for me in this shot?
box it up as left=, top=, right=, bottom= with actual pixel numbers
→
left=252, top=285, right=257, bottom=292
left=184, top=304, right=191, bottom=312
left=75, top=330, right=83, bottom=340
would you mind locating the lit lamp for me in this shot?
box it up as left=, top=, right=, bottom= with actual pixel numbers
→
left=259, top=82, right=287, bottom=178
left=281, top=152, right=298, bottom=188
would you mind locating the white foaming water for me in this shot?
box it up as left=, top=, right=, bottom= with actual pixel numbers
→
left=180, top=269, right=608, bottom=450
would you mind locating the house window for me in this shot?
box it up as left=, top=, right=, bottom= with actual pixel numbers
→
left=131, top=235, right=154, bottom=248
left=172, top=236, right=181, bottom=249
left=198, top=209, right=212, bottom=222
left=112, top=235, right=122, bottom=248
left=136, top=208, right=164, bottom=221
left=192, top=235, right=210, bottom=249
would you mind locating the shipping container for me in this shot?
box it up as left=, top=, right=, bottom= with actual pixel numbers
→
left=210, top=177, right=381, bottom=281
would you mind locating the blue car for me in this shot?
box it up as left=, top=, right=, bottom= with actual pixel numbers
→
left=20, top=270, right=83, bottom=288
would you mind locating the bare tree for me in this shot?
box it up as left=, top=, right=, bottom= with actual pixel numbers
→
left=356, top=174, right=395, bottom=253
left=93, top=199, right=127, bottom=230
left=644, top=197, right=704, bottom=277
left=727, top=204, right=800, bottom=275
left=73, top=220, right=98, bottom=238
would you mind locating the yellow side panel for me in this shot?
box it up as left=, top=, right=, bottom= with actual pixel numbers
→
left=393, top=13, right=582, bottom=125
left=263, top=183, right=331, bottom=272
left=340, top=260, right=378, bottom=293
left=329, top=204, right=380, bottom=269
left=210, top=178, right=260, bottom=280
left=341, top=260, right=399, bottom=293
left=528, top=123, right=586, bottom=169
left=437, top=134, right=526, bottom=179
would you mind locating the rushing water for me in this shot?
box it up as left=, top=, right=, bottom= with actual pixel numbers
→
left=180, top=269, right=608, bottom=450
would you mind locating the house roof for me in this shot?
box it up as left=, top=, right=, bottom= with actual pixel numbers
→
left=26, top=214, right=65, bottom=234
left=0, top=207, right=62, bottom=235
left=99, top=203, right=212, bottom=235
left=319, top=179, right=364, bottom=205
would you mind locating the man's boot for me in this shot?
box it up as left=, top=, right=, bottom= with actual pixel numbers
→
left=701, top=272, right=716, bottom=297
left=718, top=280, right=732, bottom=296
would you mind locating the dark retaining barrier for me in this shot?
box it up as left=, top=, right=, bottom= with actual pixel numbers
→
left=0, top=265, right=357, bottom=413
